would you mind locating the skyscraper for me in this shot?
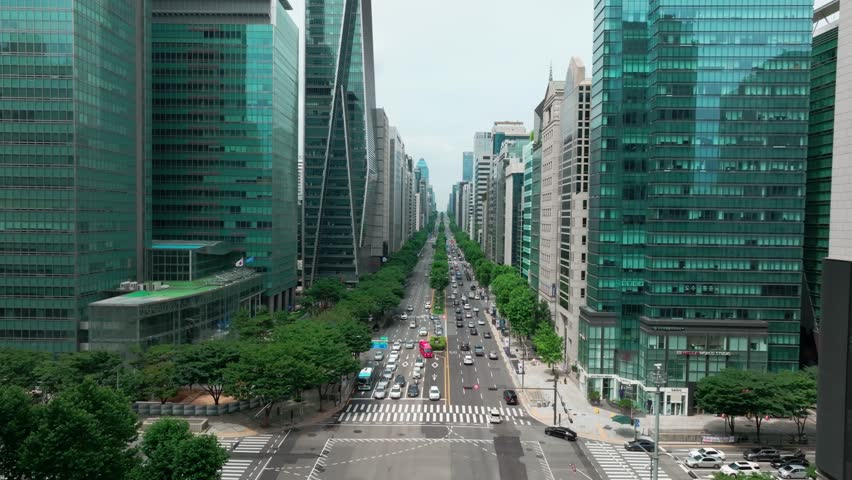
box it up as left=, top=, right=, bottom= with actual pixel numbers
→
left=0, top=0, right=148, bottom=352
left=580, top=0, right=812, bottom=415
left=150, top=0, right=299, bottom=312
left=416, top=158, right=429, bottom=184
left=462, top=151, right=474, bottom=182
left=302, top=0, right=378, bottom=287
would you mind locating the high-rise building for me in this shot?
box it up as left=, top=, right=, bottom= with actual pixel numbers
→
left=557, top=57, right=591, bottom=368
left=370, top=108, right=391, bottom=262
left=0, top=0, right=149, bottom=352
left=536, top=79, right=565, bottom=325
left=462, top=151, right=474, bottom=182
left=521, top=143, right=535, bottom=279
left=416, top=158, right=429, bottom=184
left=472, top=131, right=493, bottom=243
left=485, top=139, right=528, bottom=264
left=149, top=0, right=299, bottom=313
left=580, top=0, right=812, bottom=415
left=302, top=0, right=378, bottom=287
left=389, top=127, right=406, bottom=253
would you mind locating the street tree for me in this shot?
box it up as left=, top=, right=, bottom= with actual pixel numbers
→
left=504, top=285, right=537, bottom=338
left=695, top=368, right=782, bottom=440
left=0, top=386, right=36, bottom=480
left=179, top=340, right=240, bottom=406
left=20, top=379, right=139, bottom=480
left=774, top=370, right=817, bottom=438
left=533, top=324, right=564, bottom=370
left=33, top=350, right=125, bottom=399
left=233, top=308, right=275, bottom=341
left=0, top=349, right=49, bottom=391
left=305, top=278, right=347, bottom=312
left=141, top=361, right=181, bottom=404
left=331, top=317, right=373, bottom=357
left=132, top=418, right=227, bottom=480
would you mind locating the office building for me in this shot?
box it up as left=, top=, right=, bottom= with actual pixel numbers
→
left=816, top=2, right=848, bottom=479
left=462, top=151, right=474, bottom=182
left=537, top=78, right=565, bottom=324
left=557, top=57, right=591, bottom=367
left=149, top=0, right=299, bottom=313
left=302, top=0, right=378, bottom=287
left=0, top=0, right=149, bottom=352
left=389, top=127, right=407, bottom=252
left=472, top=131, right=492, bottom=243
left=416, top=158, right=429, bottom=184
left=579, top=0, right=812, bottom=414
left=485, top=139, right=528, bottom=265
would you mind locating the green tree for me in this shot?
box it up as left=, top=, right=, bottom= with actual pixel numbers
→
left=774, top=369, right=817, bottom=439
left=331, top=317, right=373, bottom=357
left=0, top=386, right=36, bottom=479
left=305, top=278, right=347, bottom=311
left=504, top=286, right=538, bottom=338
left=34, top=350, right=125, bottom=399
left=532, top=324, right=563, bottom=369
left=179, top=340, right=240, bottom=405
left=20, top=379, right=139, bottom=480
left=695, top=369, right=783, bottom=440
left=233, top=308, right=274, bottom=341
left=133, top=418, right=227, bottom=480
left=0, top=349, right=49, bottom=391
left=141, top=361, right=181, bottom=404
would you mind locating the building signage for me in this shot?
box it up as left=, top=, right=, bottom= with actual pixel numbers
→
left=676, top=350, right=732, bottom=356
left=651, top=326, right=685, bottom=332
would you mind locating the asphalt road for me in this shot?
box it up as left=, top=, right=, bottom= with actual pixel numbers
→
left=233, top=223, right=687, bottom=480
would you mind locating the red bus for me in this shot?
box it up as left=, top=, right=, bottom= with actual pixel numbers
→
left=419, top=340, right=433, bottom=358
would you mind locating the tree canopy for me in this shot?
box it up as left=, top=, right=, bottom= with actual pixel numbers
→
left=132, top=418, right=227, bottom=480
left=533, top=323, right=564, bottom=369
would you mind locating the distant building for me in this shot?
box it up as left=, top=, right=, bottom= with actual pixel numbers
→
left=462, top=151, right=474, bottom=182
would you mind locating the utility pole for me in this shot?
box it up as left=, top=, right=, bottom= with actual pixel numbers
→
left=649, top=364, right=667, bottom=480
left=553, top=369, right=558, bottom=425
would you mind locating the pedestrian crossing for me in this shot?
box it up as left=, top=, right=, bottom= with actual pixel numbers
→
left=337, top=402, right=532, bottom=426
left=217, top=438, right=240, bottom=452
left=584, top=441, right=671, bottom=480
left=220, top=459, right=252, bottom=480
left=232, top=434, right=273, bottom=454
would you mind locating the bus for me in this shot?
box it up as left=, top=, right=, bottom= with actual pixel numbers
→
left=419, top=340, right=433, bottom=358
left=357, top=367, right=379, bottom=391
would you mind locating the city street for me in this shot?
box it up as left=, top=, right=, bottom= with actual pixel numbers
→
left=219, top=222, right=688, bottom=480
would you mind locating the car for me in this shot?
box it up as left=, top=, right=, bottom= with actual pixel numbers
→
left=770, top=457, right=809, bottom=469
left=394, top=374, right=406, bottom=387
left=624, top=439, right=655, bottom=452
left=456, top=308, right=462, bottom=314
left=419, top=327, right=428, bottom=336
left=463, top=354, right=474, bottom=365
left=436, top=328, right=444, bottom=336
left=469, top=328, right=478, bottom=335
left=409, top=321, right=416, bottom=328
left=452, top=289, right=458, bottom=295
left=387, top=360, right=398, bottom=371
left=777, top=465, right=808, bottom=479
left=544, top=426, right=577, bottom=441
left=389, top=384, right=403, bottom=399
left=468, top=292, right=475, bottom=299
left=456, top=321, right=464, bottom=328
left=466, top=312, right=473, bottom=318
left=488, top=408, right=502, bottom=424
left=488, top=351, right=499, bottom=360
left=407, top=305, right=414, bottom=311
left=373, top=351, right=384, bottom=361
left=407, top=383, right=419, bottom=397
left=455, top=313, right=463, bottom=320
left=474, top=345, right=484, bottom=356
left=453, top=300, right=459, bottom=306
left=503, top=390, right=518, bottom=405
left=424, top=303, right=431, bottom=310
left=405, top=340, right=415, bottom=349
left=473, top=307, right=480, bottom=313
left=477, top=318, right=485, bottom=325
left=460, top=342, right=470, bottom=351
left=392, top=341, right=401, bottom=351
left=414, top=357, right=425, bottom=368
left=464, top=304, right=471, bottom=310
left=743, top=448, right=780, bottom=462
left=382, top=366, right=394, bottom=381
left=690, top=448, right=727, bottom=461
left=412, top=365, right=422, bottom=379
left=388, top=351, right=399, bottom=361
left=400, top=313, right=408, bottom=320
left=450, top=294, right=456, bottom=299
left=374, top=381, right=389, bottom=399
left=468, top=321, right=475, bottom=328
left=429, top=385, right=441, bottom=400
left=685, top=454, right=723, bottom=469
left=720, top=461, right=761, bottom=477
left=484, top=331, right=492, bottom=339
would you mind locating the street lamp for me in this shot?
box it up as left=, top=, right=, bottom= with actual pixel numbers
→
left=649, top=363, right=667, bottom=480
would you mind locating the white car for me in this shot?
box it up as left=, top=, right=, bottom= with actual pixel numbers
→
left=392, top=341, right=401, bottom=351
left=387, top=360, right=397, bottom=371
left=389, top=384, right=402, bottom=399
left=409, top=321, right=416, bottom=328
left=477, top=318, right=485, bottom=325
left=414, top=357, right=425, bottom=368
left=463, top=304, right=470, bottom=310
left=424, top=303, right=431, bottom=310
left=401, top=313, right=408, bottom=320
left=412, top=366, right=422, bottom=379
left=463, top=355, right=473, bottom=365
left=689, top=448, right=726, bottom=461
left=406, top=305, right=414, bottom=311
left=488, top=408, right=502, bottom=424
left=419, top=327, right=428, bottom=336
left=473, top=307, right=479, bottom=313
left=777, top=465, right=808, bottom=479
left=388, top=352, right=399, bottom=363
left=429, top=385, right=440, bottom=400
left=374, top=381, right=389, bottom=399
left=685, top=454, right=723, bottom=469
left=720, top=461, right=761, bottom=477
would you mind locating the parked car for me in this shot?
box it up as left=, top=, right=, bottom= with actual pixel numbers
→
left=777, top=465, right=808, bottom=479
left=624, top=439, right=655, bottom=452
left=742, top=448, right=781, bottom=462
left=720, top=461, right=761, bottom=477
left=685, top=454, right=723, bottom=469
left=503, top=390, right=518, bottom=405
left=689, top=448, right=727, bottom=461
left=544, top=426, right=577, bottom=441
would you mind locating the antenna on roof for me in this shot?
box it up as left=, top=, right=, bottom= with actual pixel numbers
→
left=549, top=61, right=553, bottom=81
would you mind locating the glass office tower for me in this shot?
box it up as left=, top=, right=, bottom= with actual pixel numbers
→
left=0, top=0, right=146, bottom=352
left=302, top=0, right=377, bottom=287
left=581, top=0, right=812, bottom=414
left=150, top=0, right=299, bottom=312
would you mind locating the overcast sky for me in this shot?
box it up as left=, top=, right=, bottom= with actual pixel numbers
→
left=290, top=0, right=594, bottom=210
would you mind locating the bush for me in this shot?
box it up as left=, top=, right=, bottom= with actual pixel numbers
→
left=429, top=336, right=446, bottom=351
left=616, top=398, right=635, bottom=412
left=588, top=390, right=601, bottom=403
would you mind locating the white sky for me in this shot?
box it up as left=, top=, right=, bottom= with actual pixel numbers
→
left=289, top=0, right=594, bottom=209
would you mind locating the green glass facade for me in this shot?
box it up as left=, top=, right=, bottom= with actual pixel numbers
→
left=303, top=0, right=377, bottom=287
left=529, top=146, right=542, bottom=290
left=150, top=0, right=299, bottom=311
left=582, top=0, right=812, bottom=401
left=0, top=0, right=144, bottom=352
left=803, top=26, right=838, bottom=335
left=521, top=143, right=534, bottom=278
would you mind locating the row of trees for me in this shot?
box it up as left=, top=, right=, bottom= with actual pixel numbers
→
left=448, top=222, right=564, bottom=371
left=695, top=367, right=817, bottom=441
left=0, top=380, right=226, bottom=480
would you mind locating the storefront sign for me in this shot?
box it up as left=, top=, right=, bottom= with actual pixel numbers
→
left=676, top=350, right=732, bottom=356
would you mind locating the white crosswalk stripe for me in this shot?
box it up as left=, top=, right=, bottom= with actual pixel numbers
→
left=232, top=434, right=273, bottom=454
left=217, top=438, right=240, bottom=452
left=220, top=459, right=253, bottom=480
left=336, top=402, right=533, bottom=426
left=584, top=441, right=671, bottom=480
